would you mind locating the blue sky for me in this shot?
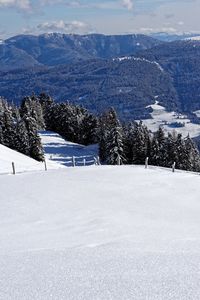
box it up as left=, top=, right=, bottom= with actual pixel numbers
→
left=0, top=0, right=199, bottom=38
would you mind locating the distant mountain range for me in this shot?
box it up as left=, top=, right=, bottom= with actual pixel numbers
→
left=1, top=33, right=200, bottom=122
left=0, top=33, right=162, bottom=71
left=149, top=32, right=200, bottom=42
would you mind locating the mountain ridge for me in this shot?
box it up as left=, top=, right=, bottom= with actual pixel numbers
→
left=0, top=33, right=162, bottom=71
left=1, top=34, right=200, bottom=123
left=0, top=56, right=179, bottom=120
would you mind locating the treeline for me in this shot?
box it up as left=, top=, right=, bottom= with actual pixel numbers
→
left=20, top=93, right=97, bottom=145
left=40, top=94, right=97, bottom=145
left=98, top=108, right=200, bottom=172
left=0, top=97, right=44, bottom=161
left=0, top=93, right=98, bottom=161
left=1, top=92, right=200, bottom=172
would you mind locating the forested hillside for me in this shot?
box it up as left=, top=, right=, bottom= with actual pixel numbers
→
left=0, top=57, right=179, bottom=120
left=1, top=93, right=199, bottom=172
left=137, top=40, right=200, bottom=112
left=0, top=33, right=162, bottom=70
left=2, top=34, right=200, bottom=122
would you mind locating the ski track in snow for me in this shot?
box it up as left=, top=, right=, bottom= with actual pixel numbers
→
left=1, top=165, right=200, bottom=299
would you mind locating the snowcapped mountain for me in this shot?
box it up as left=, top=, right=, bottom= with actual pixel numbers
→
left=150, top=32, right=200, bottom=42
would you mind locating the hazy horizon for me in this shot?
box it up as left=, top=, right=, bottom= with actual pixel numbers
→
left=0, top=0, right=200, bottom=39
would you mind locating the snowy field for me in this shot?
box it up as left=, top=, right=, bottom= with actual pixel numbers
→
left=0, top=144, right=60, bottom=175
left=40, top=131, right=98, bottom=167
left=0, top=132, right=98, bottom=175
left=140, top=101, right=200, bottom=138
left=1, top=165, right=200, bottom=299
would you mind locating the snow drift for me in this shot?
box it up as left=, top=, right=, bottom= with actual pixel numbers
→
left=1, top=165, right=200, bottom=299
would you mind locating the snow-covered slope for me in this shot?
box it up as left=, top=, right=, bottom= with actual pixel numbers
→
left=141, top=101, right=200, bottom=137
left=40, top=131, right=98, bottom=167
left=0, top=144, right=50, bottom=175
left=1, top=165, right=200, bottom=299
left=0, top=131, right=98, bottom=175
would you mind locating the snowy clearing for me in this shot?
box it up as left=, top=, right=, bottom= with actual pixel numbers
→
left=114, top=56, right=164, bottom=72
left=0, top=131, right=98, bottom=175
left=141, top=101, right=200, bottom=138
left=40, top=131, right=98, bottom=167
left=0, top=144, right=59, bottom=175
left=1, top=165, right=200, bottom=299
left=185, top=36, right=200, bottom=41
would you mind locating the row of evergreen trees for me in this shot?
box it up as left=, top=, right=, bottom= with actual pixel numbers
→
left=1, top=92, right=200, bottom=172
left=20, top=93, right=97, bottom=145
left=0, top=93, right=98, bottom=161
left=0, top=97, right=44, bottom=161
left=98, top=108, right=200, bottom=172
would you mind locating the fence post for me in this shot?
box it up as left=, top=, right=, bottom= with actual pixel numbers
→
left=97, top=156, right=101, bottom=165
left=72, top=156, right=76, bottom=167
left=145, top=157, right=149, bottom=169
left=44, top=159, right=47, bottom=171
left=172, top=162, right=176, bottom=173
left=94, top=157, right=97, bottom=165
left=12, top=162, right=16, bottom=175
left=117, top=156, right=121, bottom=166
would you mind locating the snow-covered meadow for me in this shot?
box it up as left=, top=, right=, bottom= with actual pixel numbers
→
left=0, top=131, right=98, bottom=175
left=1, top=163, right=200, bottom=299
left=141, top=101, right=200, bottom=138
left=40, top=131, right=98, bottom=167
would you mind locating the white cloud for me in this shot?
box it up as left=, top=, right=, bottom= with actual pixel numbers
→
left=41, top=0, right=134, bottom=10
left=121, top=0, right=133, bottom=10
left=139, top=27, right=177, bottom=34
left=40, top=0, right=81, bottom=7
left=0, top=0, right=135, bottom=14
left=23, top=20, right=94, bottom=35
left=0, top=0, right=31, bottom=11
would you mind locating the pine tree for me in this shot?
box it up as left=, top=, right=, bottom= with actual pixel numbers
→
left=132, top=121, right=150, bottom=165
left=2, top=102, right=16, bottom=149
left=14, top=119, right=30, bottom=156
left=151, top=127, right=167, bottom=167
left=24, top=116, right=44, bottom=162
left=21, top=95, right=45, bottom=130
left=174, top=133, right=187, bottom=170
left=106, top=121, right=125, bottom=165
left=123, top=122, right=135, bottom=164
left=78, top=109, right=97, bottom=145
left=98, top=112, right=109, bottom=162
left=0, top=98, right=4, bottom=144
left=185, top=135, right=200, bottom=172
left=99, top=108, right=121, bottom=163
left=39, top=93, right=54, bottom=128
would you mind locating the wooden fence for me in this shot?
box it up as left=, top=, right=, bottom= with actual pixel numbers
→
left=0, top=155, right=100, bottom=176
